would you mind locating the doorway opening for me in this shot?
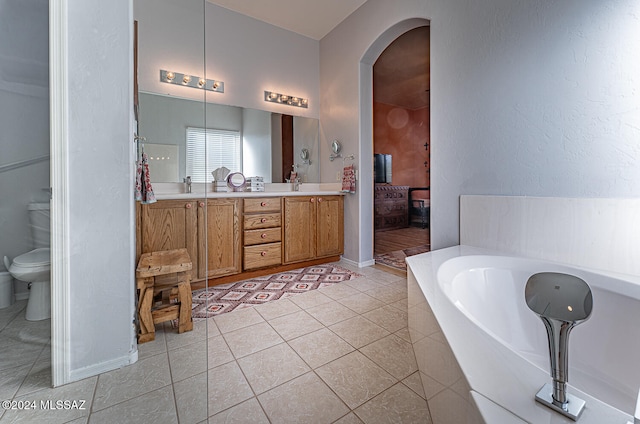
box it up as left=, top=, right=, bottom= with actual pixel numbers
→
left=372, top=26, right=430, bottom=271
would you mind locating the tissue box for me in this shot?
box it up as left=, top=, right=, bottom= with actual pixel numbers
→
left=213, top=181, right=228, bottom=192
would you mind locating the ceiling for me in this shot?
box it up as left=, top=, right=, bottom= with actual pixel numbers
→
left=373, top=26, right=430, bottom=110
left=205, top=1, right=429, bottom=110
left=206, top=0, right=369, bottom=40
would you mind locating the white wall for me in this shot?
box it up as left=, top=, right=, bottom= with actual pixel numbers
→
left=65, top=0, right=136, bottom=379
left=242, top=108, right=272, bottom=181
left=0, top=0, right=49, bottom=299
left=320, top=0, right=640, bottom=263
left=134, top=0, right=320, bottom=119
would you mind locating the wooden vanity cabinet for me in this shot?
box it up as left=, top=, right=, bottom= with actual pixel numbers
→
left=243, top=198, right=283, bottom=270
left=137, top=200, right=198, bottom=279
left=283, top=195, right=344, bottom=264
left=316, top=195, right=344, bottom=258
left=198, top=198, right=241, bottom=279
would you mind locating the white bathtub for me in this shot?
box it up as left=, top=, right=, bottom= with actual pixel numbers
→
left=407, top=245, right=640, bottom=424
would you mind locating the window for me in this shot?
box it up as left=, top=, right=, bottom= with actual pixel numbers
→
left=186, top=127, right=241, bottom=183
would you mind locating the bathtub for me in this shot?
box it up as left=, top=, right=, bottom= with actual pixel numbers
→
left=406, top=245, right=640, bottom=424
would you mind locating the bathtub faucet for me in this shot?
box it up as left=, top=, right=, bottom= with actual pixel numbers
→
left=525, top=272, right=593, bottom=421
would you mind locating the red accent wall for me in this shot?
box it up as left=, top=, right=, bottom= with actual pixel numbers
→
left=373, top=102, right=430, bottom=197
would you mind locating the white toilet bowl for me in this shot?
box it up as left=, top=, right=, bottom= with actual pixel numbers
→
left=6, top=248, right=51, bottom=321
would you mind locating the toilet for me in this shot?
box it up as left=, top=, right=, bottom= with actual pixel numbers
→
left=4, top=202, right=51, bottom=321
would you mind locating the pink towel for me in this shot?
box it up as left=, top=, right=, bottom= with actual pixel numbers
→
left=135, top=151, right=157, bottom=204
left=341, top=165, right=356, bottom=194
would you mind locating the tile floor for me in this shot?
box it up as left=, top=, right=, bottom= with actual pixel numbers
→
left=0, top=262, right=435, bottom=423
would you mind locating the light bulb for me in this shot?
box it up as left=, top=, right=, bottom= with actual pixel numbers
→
left=166, top=71, right=175, bottom=81
left=182, top=75, right=191, bottom=84
left=198, top=78, right=206, bottom=87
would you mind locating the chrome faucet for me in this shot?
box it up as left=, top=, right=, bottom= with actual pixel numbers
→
left=183, top=176, right=192, bottom=193
left=525, top=272, right=593, bottom=421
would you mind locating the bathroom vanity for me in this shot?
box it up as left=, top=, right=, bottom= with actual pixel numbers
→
left=136, top=189, right=344, bottom=288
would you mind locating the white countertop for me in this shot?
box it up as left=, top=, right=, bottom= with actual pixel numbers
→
left=151, top=182, right=346, bottom=200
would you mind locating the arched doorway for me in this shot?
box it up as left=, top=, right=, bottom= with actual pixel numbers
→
left=358, top=18, right=430, bottom=271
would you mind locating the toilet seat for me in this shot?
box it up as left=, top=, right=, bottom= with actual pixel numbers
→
left=13, top=248, right=51, bottom=268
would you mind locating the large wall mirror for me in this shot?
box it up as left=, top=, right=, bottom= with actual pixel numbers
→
left=138, top=93, right=319, bottom=183
left=134, top=0, right=320, bottom=184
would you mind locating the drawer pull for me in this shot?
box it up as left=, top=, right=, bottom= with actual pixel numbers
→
left=261, top=233, right=267, bottom=239
left=261, top=201, right=267, bottom=207
left=261, top=251, right=267, bottom=256
left=199, top=202, right=204, bottom=207
left=186, top=203, right=192, bottom=209
left=318, top=198, right=323, bottom=202
left=261, top=218, right=267, bottom=223
left=310, top=198, right=315, bottom=203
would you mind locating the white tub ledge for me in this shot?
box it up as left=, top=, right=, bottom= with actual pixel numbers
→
left=407, top=245, right=637, bottom=424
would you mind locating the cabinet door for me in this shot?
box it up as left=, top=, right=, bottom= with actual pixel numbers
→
left=316, top=196, right=344, bottom=258
left=140, top=200, right=198, bottom=279
left=283, top=196, right=316, bottom=263
left=198, top=198, right=241, bottom=279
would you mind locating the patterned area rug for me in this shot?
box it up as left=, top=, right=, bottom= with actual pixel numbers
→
left=374, top=245, right=431, bottom=271
left=191, top=264, right=362, bottom=320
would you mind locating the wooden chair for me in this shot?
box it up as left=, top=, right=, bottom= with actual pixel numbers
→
left=136, top=248, right=193, bottom=343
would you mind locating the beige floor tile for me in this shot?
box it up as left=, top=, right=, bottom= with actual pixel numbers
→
left=389, top=298, right=408, bottom=312
left=164, top=319, right=208, bottom=351
left=315, top=351, right=396, bottom=409
left=93, top=353, right=172, bottom=411
left=288, top=289, right=333, bottom=310
left=318, top=282, right=361, bottom=300
left=287, top=328, right=354, bottom=369
left=222, top=322, right=284, bottom=358
left=254, top=298, right=301, bottom=321
left=238, top=343, right=310, bottom=394
left=0, top=363, right=32, bottom=401
left=90, top=385, right=178, bottom=424
left=329, top=316, right=390, bottom=349
left=2, top=376, right=97, bottom=424
left=258, top=372, right=349, bottom=424
left=306, top=301, right=357, bottom=326
left=333, top=412, right=365, bottom=424
left=136, top=328, right=167, bottom=361
left=343, top=277, right=387, bottom=292
left=207, top=334, right=235, bottom=369
left=362, top=304, right=408, bottom=333
left=360, top=334, right=418, bottom=380
left=403, top=371, right=427, bottom=399
left=207, top=361, right=254, bottom=416
left=364, top=285, right=407, bottom=304
left=208, top=397, right=269, bottom=424
left=214, top=307, right=264, bottom=334
left=268, top=310, right=323, bottom=340
left=394, top=327, right=412, bottom=343
left=336, top=292, right=385, bottom=314
left=15, top=357, right=51, bottom=397
left=173, top=372, right=207, bottom=424
left=168, top=340, right=207, bottom=383
left=354, top=383, right=432, bottom=424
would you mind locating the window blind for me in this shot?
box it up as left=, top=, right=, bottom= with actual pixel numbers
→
left=186, top=127, right=241, bottom=183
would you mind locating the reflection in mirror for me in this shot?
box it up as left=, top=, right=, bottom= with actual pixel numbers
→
left=138, top=92, right=319, bottom=183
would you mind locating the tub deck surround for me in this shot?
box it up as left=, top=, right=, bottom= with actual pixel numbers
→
left=407, top=245, right=638, bottom=424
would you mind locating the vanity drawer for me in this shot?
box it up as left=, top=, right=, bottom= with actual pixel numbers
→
left=244, top=213, right=281, bottom=230
left=244, top=198, right=281, bottom=214
left=244, top=242, right=282, bottom=270
left=244, top=227, right=282, bottom=246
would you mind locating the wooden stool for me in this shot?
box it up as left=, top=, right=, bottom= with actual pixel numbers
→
left=136, top=248, right=193, bottom=343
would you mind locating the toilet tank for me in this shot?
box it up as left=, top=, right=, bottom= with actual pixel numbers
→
left=28, top=202, right=50, bottom=249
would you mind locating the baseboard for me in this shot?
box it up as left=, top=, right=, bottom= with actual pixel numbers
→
left=68, top=350, right=138, bottom=383
left=340, top=256, right=375, bottom=268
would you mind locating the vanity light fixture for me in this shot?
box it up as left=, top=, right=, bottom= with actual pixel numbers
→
left=264, top=90, right=308, bottom=108
left=160, top=70, right=224, bottom=93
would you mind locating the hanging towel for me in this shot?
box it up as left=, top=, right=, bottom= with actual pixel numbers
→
left=341, top=164, right=356, bottom=194
left=135, top=151, right=157, bottom=204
